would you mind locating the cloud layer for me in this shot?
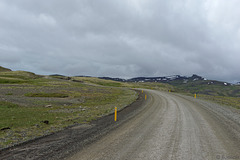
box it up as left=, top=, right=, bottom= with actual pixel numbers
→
left=0, top=0, right=240, bottom=82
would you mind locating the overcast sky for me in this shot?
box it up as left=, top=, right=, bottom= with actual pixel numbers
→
left=0, top=0, right=240, bottom=82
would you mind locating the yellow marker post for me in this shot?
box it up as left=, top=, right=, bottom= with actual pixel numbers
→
left=194, top=93, right=197, bottom=98
left=145, top=94, right=147, bottom=100
left=142, top=90, right=143, bottom=93
left=169, top=90, right=171, bottom=93
left=114, top=107, right=117, bottom=121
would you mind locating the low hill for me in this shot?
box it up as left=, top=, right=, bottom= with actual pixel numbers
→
left=0, top=66, right=12, bottom=72
left=0, top=69, right=138, bottom=149
left=0, top=70, right=42, bottom=83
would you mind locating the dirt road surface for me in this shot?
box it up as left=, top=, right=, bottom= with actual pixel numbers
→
left=68, top=90, right=240, bottom=160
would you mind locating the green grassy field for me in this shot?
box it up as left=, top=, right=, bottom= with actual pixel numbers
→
left=24, top=92, right=69, bottom=98
left=0, top=71, right=138, bottom=148
left=197, top=94, right=240, bottom=109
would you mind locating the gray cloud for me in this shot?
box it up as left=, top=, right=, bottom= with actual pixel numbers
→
left=0, top=0, right=240, bottom=82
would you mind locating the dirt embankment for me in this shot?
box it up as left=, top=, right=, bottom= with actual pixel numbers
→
left=0, top=90, right=147, bottom=160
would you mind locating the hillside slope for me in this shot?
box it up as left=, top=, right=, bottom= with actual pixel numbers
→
left=0, top=66, right=11, bottom=72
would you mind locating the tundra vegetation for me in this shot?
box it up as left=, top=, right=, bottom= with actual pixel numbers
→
left=0, top=66, right=239, bottom=149
left=0, top=69, right=139, bottom=149
left=171, top=79, right=240, bottom=109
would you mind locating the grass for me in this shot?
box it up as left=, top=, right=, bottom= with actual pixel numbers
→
left=127, top=82, right=174, bottom=91
left=0, top=101, right=72, bottom=147
left=0, top=88, right=137, bottom=148
left=71, top=77, right=124, bottom=87
left=169, top=79, right=240, bottom=109
left=71, top=76, right=174, bottom=91
left=172, top=80, right=240, bottom=97
left=0, top=74, right=138, bottom=149
left=175, top=90, right=240, bottom=110
left=0, top=77, right=26, bottom=84
left=196, top=94, right=240, bottom=109
left=25, top=92, right=69, bottom=98
left=0, top=66, right=11, bottom=72
left=1, top=68, right=239, bottom=149
left=0, top=71, right=41, bottom=80
left=0, top=101, right=68, bottom=129
left=0, top=71, right=42, bottom=84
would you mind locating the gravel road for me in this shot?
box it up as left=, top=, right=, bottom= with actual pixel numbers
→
left=68, top=90, right=240, bottom=160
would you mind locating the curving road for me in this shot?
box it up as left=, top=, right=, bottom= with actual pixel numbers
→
left=68, top=89, right=240, bottom=160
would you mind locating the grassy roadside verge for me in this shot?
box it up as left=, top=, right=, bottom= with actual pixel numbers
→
left=0, top=88, right=137, bottom=149
left=175, top=92, right=240, bottom=110
left=72, top=76, right=240, bottom=110
left=196, top=94, right=240, bottom=109
left=0, top=72, right=138, bottom=149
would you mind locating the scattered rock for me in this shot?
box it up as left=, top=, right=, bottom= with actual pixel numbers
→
left=41, top=120, right=49, bottom=125
left=45, top=105, right=52, bottom=108
left=1, top=127, right=11, bottom=131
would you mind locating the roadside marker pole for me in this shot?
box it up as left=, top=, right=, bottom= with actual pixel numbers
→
left=142, top=90, right=143, bottom=93
left=145, top=94, right=147, bottom=100
left=114, top=107, right=117, bottom=121
left=194, top=93, right=197, bottom=98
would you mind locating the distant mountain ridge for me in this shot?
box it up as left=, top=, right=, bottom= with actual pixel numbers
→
left=99, top=74, right=240, bottom=87
left=1, top=65, right=238, bottom=85
left=99, top=75, right=240, bottom=97
left=99, top=74, right=205, bottom=83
